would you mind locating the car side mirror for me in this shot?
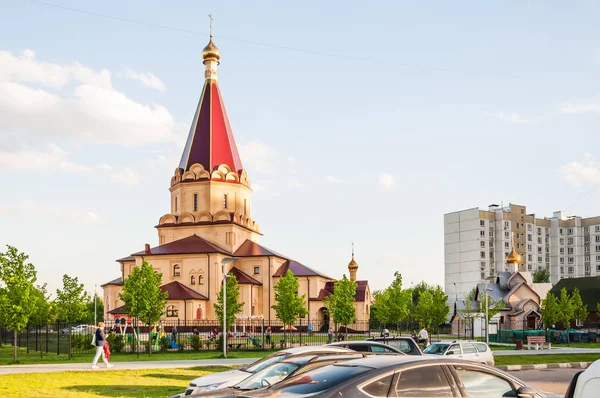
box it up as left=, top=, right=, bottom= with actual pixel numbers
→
left=516, top=386, right=537, bottom=398
left=447, top=350, right=456, bottom=355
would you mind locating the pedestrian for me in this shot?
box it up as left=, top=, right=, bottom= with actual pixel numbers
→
left=327, top=327, right=333, bottom=344
left=193, top=328, right=200, bottom=336
left=158, top=321, right=163, bottom=332
left=307, top=322, right=313, bottom=335
left=265, top=327, right=272, bottom=345
left=381, top=327, right=390, bottom=338
left=172, top=326, right=178, bottom=342
left=91, top=322, right=114, bottom=369
left=418, top=326, right=429, bottom=348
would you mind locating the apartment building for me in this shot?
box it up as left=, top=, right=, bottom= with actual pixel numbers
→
left=444, top=203, right=600, bottom=306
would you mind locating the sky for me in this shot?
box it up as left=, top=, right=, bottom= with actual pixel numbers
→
left=1, top=0, right=600, bottom=298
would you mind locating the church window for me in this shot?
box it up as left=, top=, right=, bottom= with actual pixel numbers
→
left=254, top=266, right=260, bottom=275
left=166, top=305, right=178, bottom=317
left=244, top=199, right=247, bottom=215
left=190, top=275, right=196, bottom=285
left=223, top=194, right=228, bottom=209
left=175, top=197, right=178, bottom=212
left=199, top=274, right=204, bottom=285
left=193, top=194, right=198, bottom=211
left=173, top=264, right=181, bottom=277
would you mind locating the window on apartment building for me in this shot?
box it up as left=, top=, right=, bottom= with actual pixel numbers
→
left=546, top=247, right=549, bottom=253
left=567, top=228, right=573, bottom=235
left=481, top=272, right=486, bottom=279
left=480, top=251, right=486, bottom=259
left=596, top=226, right=600, bottom=232
left=489, top=231, right=494, bottom=237
left=504, top=221, right=509, bottom=228
left=481, top=241, right=486, bottom=248
left=560, top=266, right=564, bottom=274
left=585, top=256, right=591, bottom=262
left=568, top=248, right=574, bottom=254
left=254, top=266, right=260, bottom=275
left=538, top=256, right=543, bottom=262
left=585, top=227, right=590, bottom=233
left=585, top=236, right=590, bottom=243
left=528, top=264, right=532, bottom=270
left=568, top=257, right=574, bottom=264
left=596, top=236, right=600, bottom=243
left=597, top=265, right=600, bottom=272
left=480, top=230, right=485, bottom=237
left=585, top=246, right=591, bottom=252
left=516, top=233, right=521, bottom=239
left=538, top=237, right=542, bottom=244
left=596, top=246, right=600, bottom=252
left=489, top=241, right=494, bottom=248
left=538, top=247, right=542, bottom=253
left=490, top=252, right=494, bottom=259
left=527, top=234, right=532, bottom=242
left=517, top=243, right=521, bottom=249
left=560, top=248, right=565, bottom=254
left=537, top=227, right=542, bottom=234
left=560, top=238, right=565, bottom=245
left=173, top=264, right=181, bottom=276
left=528, top=225, right=532, bottom=231
left=568, top=238, right=574, bottom=245
left=505, top=232, right=510, bottom=238
left=505, top=242, right=509, bottom=249
left=560, top=228, right=564, bottom=234
left=560, top=257, right=565, bottom=264
left=528, top=254, right=532, bottom=261
left=596, top=255, right=600, bottom=262
left=480, top=220, right=485, bottom=227
left=568, top=266, right=574, bottom=274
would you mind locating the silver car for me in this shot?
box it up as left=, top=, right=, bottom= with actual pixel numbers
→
left=423, top=341, right=494, bottom=366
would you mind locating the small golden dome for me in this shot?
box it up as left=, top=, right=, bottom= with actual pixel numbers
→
left=506, top=248, right=522, bottom=265
left=202, top=38, right=220, bottom=64
left=348, top=255, right=359, bottom=270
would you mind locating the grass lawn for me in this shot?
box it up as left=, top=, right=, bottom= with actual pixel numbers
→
left=0, top=346, right=273, bottom=365
left=494, top=353, right=600, bottom=366
left=0, top=366, right=228, bottom=398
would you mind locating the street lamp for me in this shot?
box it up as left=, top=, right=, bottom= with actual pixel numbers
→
left=484, top=280, right=493, bottom=345
left=221, top=257, right=238, bottom=358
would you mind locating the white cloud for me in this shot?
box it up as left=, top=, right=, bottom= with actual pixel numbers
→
left=325, top=175, right=343, bottom=183
left=0, top=200, right=100, bottom=224
left=560, top=153, right=600, bottom=186
left=378, top=173, right=396, bottom=189
left=485, top=111, right=535, bottom=124
left=238, top=140, right=277, bottom=173
left=122, top=69, right=167, bottom=92
left=0, top=49, right=179, bottom=146
left=0, top=144, right=141, bottom=184
left=560, top=98, right=600, bottom=114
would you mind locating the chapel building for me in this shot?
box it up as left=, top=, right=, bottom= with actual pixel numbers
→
left=102, top=35, right=371, bottom=326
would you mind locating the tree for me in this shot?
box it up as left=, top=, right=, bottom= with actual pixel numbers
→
left=81, top=294, right=104, bottom=325
left=571, top=288, right=588, bottom=327
left=214, top=274, right=244, bottom=331
left=597, top=302, right=600, bottom=315
left=458, top=288, right=478, bottom=338
left=55, top=275, right=90, bottom=324
left=0, top=246, right=38, bottom=362
left=324, top=274, right=357, bottom=338
left=385, top=272, right=411, bottom=326
left=556, top=288, right=574, bottom=345
left=29, top=284, right=55, bottom=326
left=272, top=270, right=308, bottom=328
left=120, top=260, right=167, bottom=355
left=414, top=290, right=435, bottom=329
left=431, top=286, right=450, bottom=329
left=371, top=289, right=391, bottom=326
left=478, top=290, right=505, bottom=320
left=532, top=267, right=550, bottom=283
left=541, top=291, right=559, bottom=328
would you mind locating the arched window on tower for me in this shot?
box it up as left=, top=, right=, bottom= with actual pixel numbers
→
left=166, top=305, right=178, bottom=317
left=199, top=274, right=204, bottom=285
left=190, top=275, right=196, bottom=285
left=173, top=264, right=181, bottom=277
left=223, top=194, right=228, bottom=209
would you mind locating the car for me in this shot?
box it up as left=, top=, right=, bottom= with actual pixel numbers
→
left=327, top=341, right=407, bottom=355
left=174, top=345, right=355, bottom=396
left=423, top=341, right=494, bottom=366
left=366, top=336, right=423, bottom=355
left=60, top=324, right=95, bottom=335
left=188, top=352, right=365, bottom=397
left=236, top=355, right=546, bottom=397
left=564, top=359, right=600, bottom=398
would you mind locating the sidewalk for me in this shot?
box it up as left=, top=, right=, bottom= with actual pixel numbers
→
left=0, top=358, right=257, bottom=375
left=494, top=347, right=600, bottom=356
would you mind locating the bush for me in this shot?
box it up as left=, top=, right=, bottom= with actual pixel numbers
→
left=191, top=335, right=202, bottom=352
left=159, top=336, right=170, bottom=352
left=107, top=334, right=125, bottom=353
left=73, top=333, right=93, bottom=350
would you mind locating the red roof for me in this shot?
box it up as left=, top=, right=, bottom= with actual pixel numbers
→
left=116, top=256, right=135, bottom=262
left=161, top=281, right=208, bottom=300
left=178, top=78, right=243, bottom=173
left=234, top=240, right=286, bottom=257
left=229, top=267, right=262, bottom=285
left=101, top=277, right=123, bottom=287
left=131, top=234, right=230, bottom=256
left=273, top=260, right=332, bottom=279
left=310, top=280, right=369, bottom=302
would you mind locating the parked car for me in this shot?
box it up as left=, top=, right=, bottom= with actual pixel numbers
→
left=564, top=359, right=600, bottom=398
left=327, top=341, right=406, bottom=355
left=188, top=352, right=365, bottom=397
left=235, top=355, right=546, bottom=397
left=174, top=346, right=355, bottom=396
left=60, top=324, right=95, bottom=335
left=423, top=341, right=494, bottom=366
left=365, top=336, right=423, bottom=355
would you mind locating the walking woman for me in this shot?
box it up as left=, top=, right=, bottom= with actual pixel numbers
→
left=92, top=322, right=114, bottom=369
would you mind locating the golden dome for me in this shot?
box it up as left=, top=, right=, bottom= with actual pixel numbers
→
left=202, top=38, right=220, bottom=64
left=348, top=254, right=359, bottom=270
left=506, top=248, right=522, bottom=264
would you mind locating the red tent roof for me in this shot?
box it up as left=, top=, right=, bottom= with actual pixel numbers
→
left=131, top=234, right=230, bottom=256
left=229, top=267, right=262, bottom=285
left=273, top=260, right=332, bottom=279
left=161, top=281, right=208, bottom=300
left=310, top=280, right=369, bottom=302
left=178, top=68, right=243, bottom=173
left=233, top=239, right=286, bottom=258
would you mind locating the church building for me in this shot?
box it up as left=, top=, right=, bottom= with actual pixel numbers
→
left=102, top=35, right=371, bottom=326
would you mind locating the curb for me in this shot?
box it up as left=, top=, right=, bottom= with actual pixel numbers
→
left=497, top=362, right=593, bottom=371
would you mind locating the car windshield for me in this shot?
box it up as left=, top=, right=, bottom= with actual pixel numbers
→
left=245, top=352, right=291, bottom=373
left=270, top=364, right=373, bottom=395
left=235, top=362, right=300, bottom=390
left=423, top=343, right=449, bottom=355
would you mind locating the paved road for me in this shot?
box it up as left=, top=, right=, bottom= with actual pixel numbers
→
left=0, top=358, right=256, bottom=375
left=507, top=367, right=579, bottom=396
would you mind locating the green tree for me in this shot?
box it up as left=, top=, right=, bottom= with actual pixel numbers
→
left=385, top=272, right=411, bottom=326
left=214, top=274, right=244, bottom=331
left=458, top=288, right=478, bottom=338
left=431, top=286, right=450, bottom=329
left=120, top=260, right=167, bottom=355
left=272, top=270, right=308, bottom=329
left=556, top=288, right=574, bottom=345
left=324, top=274, right=357, bottom=338
left=55, top=275, right=89, bottom=324
left=81, top=294, right=104, bottom=324
left=571, top=288, right=588, bottom=326
left=597, top=302, right=600, bottom=315
left=414, top=290, right=435, bottom=329
left=532, top=267, right=550, bottom=283
left=0, top=245, right=38, bottom=362
left=541, top=291, right=559, bottom=328
left=371, top=289, right=391, bottom=326
left=29, top=284, right=55, bottom=326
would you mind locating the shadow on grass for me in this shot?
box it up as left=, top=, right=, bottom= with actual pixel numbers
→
left=143, top=373, right=197, bottom=382
left=65, top=385, right=182, bottom=397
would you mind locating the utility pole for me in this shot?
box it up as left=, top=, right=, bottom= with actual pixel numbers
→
left=485, top=279, right=489, bottom=345
left=94, top=284, right=97, bottom=325
left=220, top=257, right=238, bottom=358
